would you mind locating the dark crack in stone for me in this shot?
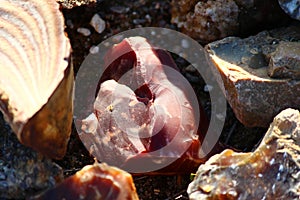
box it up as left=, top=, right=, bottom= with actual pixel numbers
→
left=188, top=108, right=300, bottom=200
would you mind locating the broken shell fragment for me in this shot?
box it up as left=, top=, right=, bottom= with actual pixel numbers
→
left=30, top=163, right=139, bottom=200
left=0, top=0, right=73, bottom=159
left=188, top=108, right=300, bottom=199
left=79, top=36, right=214, bottom=174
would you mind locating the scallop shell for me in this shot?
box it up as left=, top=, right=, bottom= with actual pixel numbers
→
left=0, top=0, right=73, bottom=159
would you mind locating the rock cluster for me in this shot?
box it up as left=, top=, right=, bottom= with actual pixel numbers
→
left=171, top=0, right=239, bottom=43
left=0, top=114, right=63, bottom=199
left=171, top=0, right=292, bottom=43
left=188, top=108, right=300, bottom=199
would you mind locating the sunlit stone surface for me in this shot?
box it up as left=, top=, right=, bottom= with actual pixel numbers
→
left=206, top=26, right=300, bottom=127
left=188, top=108, right=300, bottom=200
left=30, top=163, right=139, bottom=200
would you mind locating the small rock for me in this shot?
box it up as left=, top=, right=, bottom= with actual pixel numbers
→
left=171, top=0, right=292, bottom=43
left=110, top=6, right=130, bottom=14
left=77, top=27, right=91, bottom=36
left=188, top=108, right=300, bottom=200
left=278, top=0, right=300, bottom=20
left=90, top=14, right=106, bottom=34
left=89, top=45, right=99, bottom=54
left=29, top=163, right=139, bottom=200
left=268, top=41, right=300, bottom=79
left=171, top=0, right=239, bottom=43
left=206, top=25, right=300, bottom=127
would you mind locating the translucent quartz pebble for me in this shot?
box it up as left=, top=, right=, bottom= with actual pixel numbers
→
left=79, top=36, right=214, bottom=174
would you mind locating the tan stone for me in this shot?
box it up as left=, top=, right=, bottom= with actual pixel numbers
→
left=171, top=0, right=291, bottom=43
left=188, top=108, right=300, bottom=199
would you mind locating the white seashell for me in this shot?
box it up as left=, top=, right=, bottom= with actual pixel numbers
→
left=0, top=0, right=73, bottom=159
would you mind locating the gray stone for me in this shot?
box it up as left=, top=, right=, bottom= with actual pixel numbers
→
left=171, top=0, right=239, bottom=43
left=0, top=114, right=63, bottom=199
left=90, top=14, right=106, bottom=34
left=188, top=108, right=300, bottom=200
left=206, top=25, right=300, bottom=127
left=268, top=41, right=300, bottom=79
left=278, top=0, right=300, bottom=20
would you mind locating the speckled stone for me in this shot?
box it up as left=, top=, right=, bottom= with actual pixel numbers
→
left=171, top=0, right=292, bottom=43
left=206, top=25, right=300, bottom=127
left=171, top=0, right=239, bottom=43
left=278, top=0, right=300, bottom=20
left=188, top=108, right=300, bottom=200
left=268, top=41, right=300, bottom=79
left=0, top=114, right=63, bottom=199
left=29, top=163, right=139, bottom=200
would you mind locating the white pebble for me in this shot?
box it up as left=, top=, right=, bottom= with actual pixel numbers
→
left=89, top=46, right=99, bottom=54
left=181, top=39, right=189, bottom=48
left=216, top=113, right=225, bottom=121
left=77, top=27, right=91, bottom=36
left=90, top=14, right=106, bottom=34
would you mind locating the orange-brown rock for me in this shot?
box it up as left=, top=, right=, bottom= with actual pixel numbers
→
left=30, top=163, right=139, bottom=200
left=206, top=26, right=300, bottom=127
left=188, top=108, right=300, bottom=199
left=0, top=0, right=73, bottom=159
